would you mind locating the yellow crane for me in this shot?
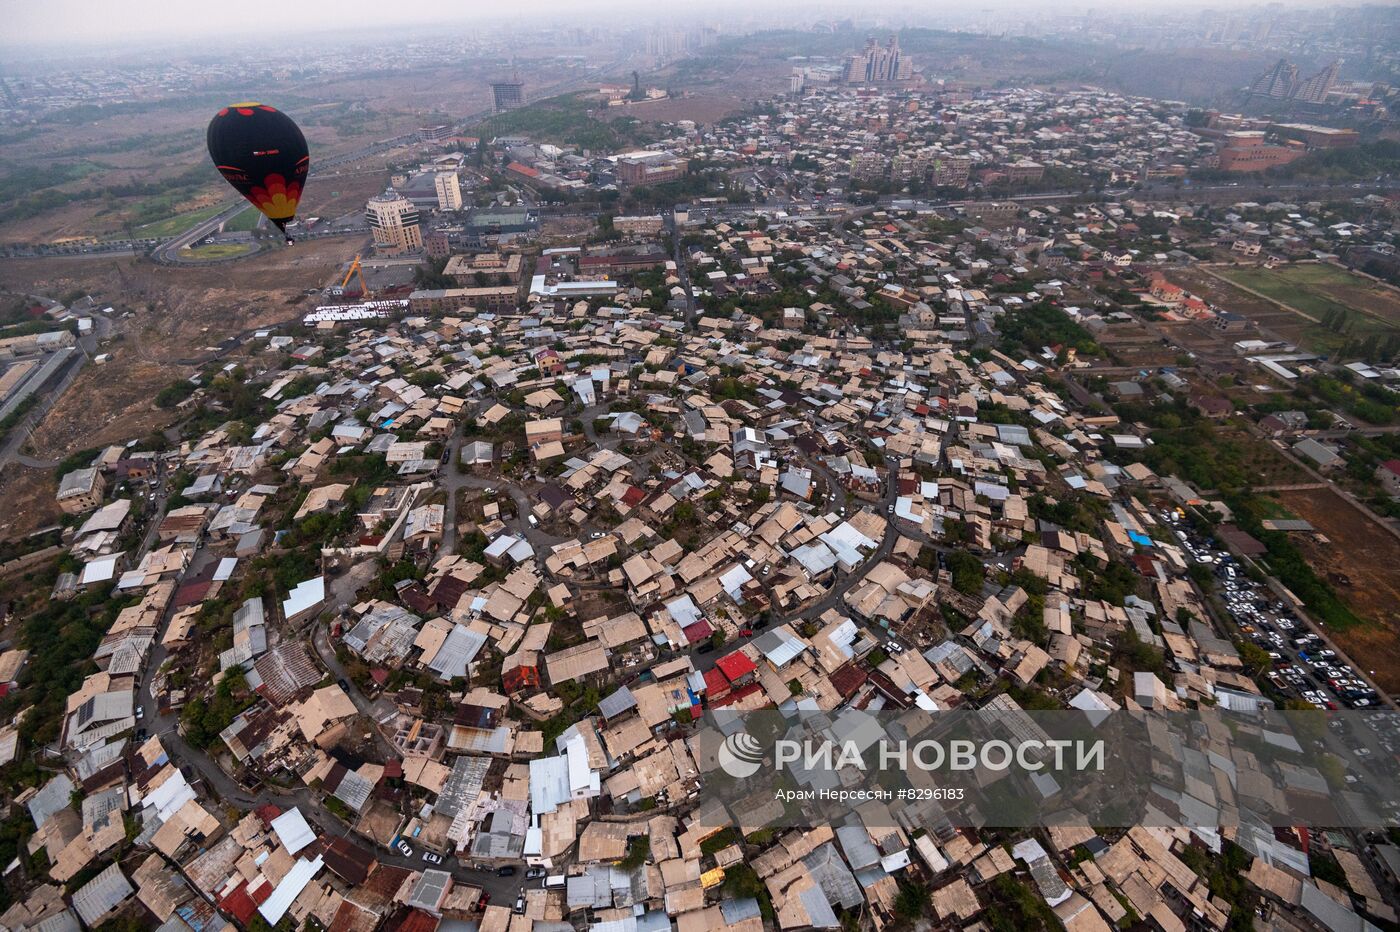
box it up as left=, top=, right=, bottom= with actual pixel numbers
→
left=339, top=254, right=368, bottom=297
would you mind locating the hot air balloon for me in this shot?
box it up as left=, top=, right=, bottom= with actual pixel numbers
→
left=206, top=102, right=309, bottom=245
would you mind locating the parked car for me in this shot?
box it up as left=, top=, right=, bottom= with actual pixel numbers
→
left=477, top=893, right=491, bottom=912
left=497, top=866, right=517, bottom=877
left=396, top=839, right=413, bottom=857
left=423, top=851, right=443, bottom=865
left=525, top=867, right=547, bottom=880
left=514, top=896, right=526, bottom=914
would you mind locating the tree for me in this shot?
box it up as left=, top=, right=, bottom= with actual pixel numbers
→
left=1237, top=640, right=1272, bottom=673
left=413, top=257, right=454, bottom=290
left=894, top=879, right=929, bottom=919
left=946, top=550, right=985, bottom=595
left=323, top=796, right=352, bottom=821
left=618, top=835, right=650, bottom=869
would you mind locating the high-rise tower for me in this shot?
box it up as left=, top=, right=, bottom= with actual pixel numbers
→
left=491, top=78, right=525, bottom=112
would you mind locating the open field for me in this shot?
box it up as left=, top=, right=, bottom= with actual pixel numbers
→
left=220, top=207, right=263, bottom=233
left=178, top=243, right=259, bottom=260
left=0, top=467, right=60, bottom=544
left=598, top=94, right=746, bottom=127
left=1271, top=486, right=1400, bottom=691
left=296, top=168, right=391, bottom=225
left=1199, top=264, right=1400, bottom=358
left=1219, top=263, right=1400, bottom=328
left=133, top=202, right=232, bottom=239
left=1166, top=267, right=1352, bottom=357
left=1094, top=318, right=1179, bottom=368
left=1144, top=315, right=1282, bottom=382
left=1215, top=425, right=1311, bottom=486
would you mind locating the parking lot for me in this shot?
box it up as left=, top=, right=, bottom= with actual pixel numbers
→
left=1165, top=511, right=1381, bottom=711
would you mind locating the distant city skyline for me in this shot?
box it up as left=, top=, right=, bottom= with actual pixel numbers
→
left=1, top=0, right=1377, bottom=49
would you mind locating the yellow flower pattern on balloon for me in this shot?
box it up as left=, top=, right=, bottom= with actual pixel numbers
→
left=248, top=173, right=302, bottom=222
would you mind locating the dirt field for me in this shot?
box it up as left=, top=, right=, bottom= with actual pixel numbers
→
left=1273, top=486, right=1400, bottom=691
left=1166, top=267, right=1338, bottom=355
left=600, top=94, right=746, bottom=127
left=1094, top=318, right=1179, bottom=368
left=298, top=168, right=392, bottom=225
left=0, top=238, right=361, bottom=537
left=1216, top=425, right=1310, bottom=486
left=0, top=467, right=60, bottom=542
left=540, top=216, right=598, bottom=245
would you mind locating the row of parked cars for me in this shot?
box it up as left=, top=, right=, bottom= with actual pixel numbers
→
left=1164, top=510, right=1380, bottom=711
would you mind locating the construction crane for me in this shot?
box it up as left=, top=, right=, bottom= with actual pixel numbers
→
left=339, top=254, right=368, bottom=298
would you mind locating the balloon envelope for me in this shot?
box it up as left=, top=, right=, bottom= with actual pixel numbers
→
left=206, top=103, right=309, bottom=235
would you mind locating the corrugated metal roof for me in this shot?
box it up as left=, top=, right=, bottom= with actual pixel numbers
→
left=72, top=863, right=134, bottom=927
left=257, top=856, right=324, bottom=924
left=427, top=624, right=487, bottom=680
left=270, top=807, right=316, bottom=855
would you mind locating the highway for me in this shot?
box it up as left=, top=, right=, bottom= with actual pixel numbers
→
left=150, top=201, right=259, bottom=264
left=8, top=142, right=1394, bottom=264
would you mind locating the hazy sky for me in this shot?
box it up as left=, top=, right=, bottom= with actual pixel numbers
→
left=3, top=0, right=498, bottom=45
left=0, top=0, right=1356, bottom=47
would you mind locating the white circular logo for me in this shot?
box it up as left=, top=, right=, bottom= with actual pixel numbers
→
left=717, top=730, right=765, bottom=778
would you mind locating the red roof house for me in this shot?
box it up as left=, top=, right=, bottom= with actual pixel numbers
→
left=682, top=619, right=714, bottom=644
left=715, top=651, right=758, bottom=685
left=703, top=667, right=730, bottom=701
